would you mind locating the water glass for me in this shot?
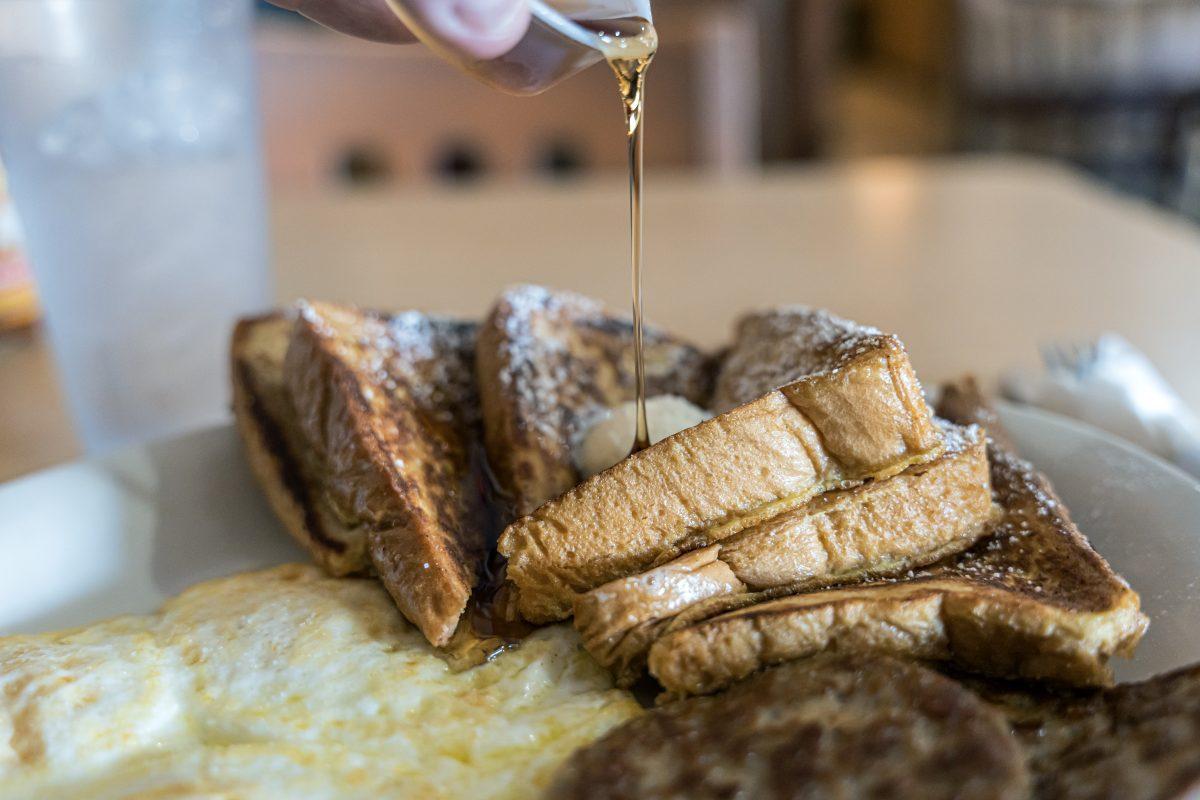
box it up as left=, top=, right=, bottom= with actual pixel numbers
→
left=0, top=0, right=272, bottom=454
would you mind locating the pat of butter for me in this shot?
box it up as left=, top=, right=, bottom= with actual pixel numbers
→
left=575, top=395, right=711, bottom=478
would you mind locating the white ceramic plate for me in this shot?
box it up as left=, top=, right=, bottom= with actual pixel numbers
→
left=0, top=426, right=304, bottom=636
left=1, top=408, right=1198, bottom=682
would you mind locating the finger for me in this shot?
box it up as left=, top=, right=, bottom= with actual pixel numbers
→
left=405, top=0, right=531, bottom=61
left=268, top=0, right=417, bottom=44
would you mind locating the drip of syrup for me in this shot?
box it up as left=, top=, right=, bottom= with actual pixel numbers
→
left=585, top=17, right=658, bottom=455
left=443, top=553, right=535, bottom=671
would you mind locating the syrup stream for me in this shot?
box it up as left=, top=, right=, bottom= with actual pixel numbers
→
left=616, top=56, right=651, bottom=452
left=581, top=17, right=657, bottom=454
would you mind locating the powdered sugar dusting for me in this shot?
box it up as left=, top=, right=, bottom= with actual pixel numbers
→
left=486, top=284, right=710, bottom=447
left=712, top=307, right=890, bottom=411
left=916, top=445, right=1108, bottom=602
left=811, top=439, right=1115, bottom=609
left=298, top=300, right=477, bottom=426
left=380, top=310, right=477, bottom=425
left=936, top=420, right=983, bottom=456
left=490, top=285, right=606, bottom=444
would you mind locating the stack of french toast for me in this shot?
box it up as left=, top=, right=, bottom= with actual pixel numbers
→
left=232, top=285, right=1197, bottom=796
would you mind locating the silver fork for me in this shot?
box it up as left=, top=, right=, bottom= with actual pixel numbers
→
left=1036, top=336, right=1200, bottom=479
left=1040, top=339, right=1101, bottom=378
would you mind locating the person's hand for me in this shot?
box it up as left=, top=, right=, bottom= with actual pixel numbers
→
left=269, top=0, right=531, bottom=60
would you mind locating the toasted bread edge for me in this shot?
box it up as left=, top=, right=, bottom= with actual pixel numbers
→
left=229, top=314, right=367, bottom=577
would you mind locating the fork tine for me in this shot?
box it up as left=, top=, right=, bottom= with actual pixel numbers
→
left=1075, top=342, right=1090, bottom=372
left=1047, top=342, right=1073, bottom=373
left=1040, top=343, right=1062, bottom=371
left=1080, top=340, right=1102, bottom=375
left=1041, top=339, right=1102, bottom=378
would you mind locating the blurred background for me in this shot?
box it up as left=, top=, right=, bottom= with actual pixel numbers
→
left=246, top=0, right=1200, bottom=209
left=4, top=0, right=1200, bottom=478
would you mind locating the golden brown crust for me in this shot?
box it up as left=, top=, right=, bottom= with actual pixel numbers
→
left=499, top=311, right=943, bottom=623
left=648, top=579, right=1145, bottom=699
left=230, top=313, right=369, bottom=575
left=935, top=381, right=1144, bottom=614
left=573, top=545, right=746, bottom=685
left=575, top=423, right=998, bottom=683
left=476, top=285, right=711, bottom=520
left=716, top=423, right=996, bottom=589
left=281, top=302, right=487, bottom=647
left=647, top=435, right=1149, bottom=698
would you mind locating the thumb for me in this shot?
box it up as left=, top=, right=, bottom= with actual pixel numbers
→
left=406, top=0, right=531, bottom=61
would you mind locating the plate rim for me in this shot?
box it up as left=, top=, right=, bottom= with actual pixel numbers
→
left=995, top=399, right=1200, bottom=491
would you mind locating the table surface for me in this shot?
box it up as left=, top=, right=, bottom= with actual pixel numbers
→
left=4, top=155, right=1199, bottom=480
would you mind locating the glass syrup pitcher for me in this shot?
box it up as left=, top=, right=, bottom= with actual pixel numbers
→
left=383, top=0, right=654, bottom=95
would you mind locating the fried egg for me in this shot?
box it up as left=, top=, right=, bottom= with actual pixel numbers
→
left=0, top=564, right=641, bottom=799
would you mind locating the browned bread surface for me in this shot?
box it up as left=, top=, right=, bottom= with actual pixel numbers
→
left=231, top=313, right=369, bottom=575
left=500, top=307, right=942, bottom=623
left=648, top=442, right=1148, bottom=697
left=716, top=422, right=996, bottom=590
left=575, top=422, right=998, bottom=684
left=713, top=306, right=890, bottom=411
left=282, top=302, right=487, bottom=647
left=573, top=544, right=747, bottom=686
left=547, top=655, right=1029, bottom=800
left=975, top=664, right=1200, bottom=800
left=936, top=375, right=1018, bottom=452
left=476, top=285, right=710, bottom=520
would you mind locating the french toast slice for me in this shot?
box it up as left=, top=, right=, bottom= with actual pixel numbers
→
left=476, top=284, right=711, bottom=519
left=499, top=306, right=944, bottom=623
left=232, top=312, right=370, bottom=575
left=575, top=421, right=999, bottom=684
left=233, top=302, right=487, bottom=647
left=646, top=384, right=1148, bottom=697
left=284, top=302, right=488, bottom=647
left=973, top=664, right=1200, bottom=800
left=573, top=545, right=747, bottom=687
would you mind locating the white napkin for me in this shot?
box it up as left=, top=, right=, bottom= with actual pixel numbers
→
left=1002, top=334, right=1200, bottom=480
